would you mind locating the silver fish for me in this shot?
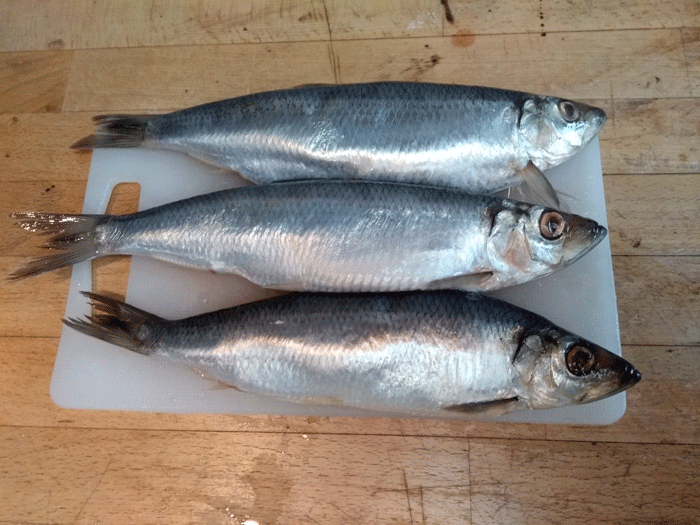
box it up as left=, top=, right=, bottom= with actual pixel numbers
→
left=9, top=180, right=606, bottom=291
left=72, top=82, right=607, bottom=207
left=64, top=291, right=641, bottom=416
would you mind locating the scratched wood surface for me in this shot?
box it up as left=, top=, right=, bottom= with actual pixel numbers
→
left=1, top=1, right=699, bottom=523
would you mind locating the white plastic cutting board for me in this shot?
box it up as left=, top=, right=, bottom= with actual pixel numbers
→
left=51, top=139, right=625, bottom=424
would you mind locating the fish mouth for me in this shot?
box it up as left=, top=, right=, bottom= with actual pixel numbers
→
left=581, top=106, right=607, bottom=143
left=591, top=224, right=608, bottom=245
left=563, top=220, right=608, bottom=264
left=578, top=361, right=642, bottom=404
left=589, top=107, right=607, bottom=127
left=609, top=362, right=642, bottom=395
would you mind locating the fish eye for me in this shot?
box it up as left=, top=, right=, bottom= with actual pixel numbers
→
left=566, top=346, right=597, bottom=376
left=558, top=100, right=580, bottom=122
left=539, top=211, right=565, bottom=240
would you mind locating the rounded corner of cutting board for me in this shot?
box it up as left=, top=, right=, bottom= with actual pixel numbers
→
left=49, top=374, right=73, bottom=409
left=596, top=393, right=628, bottom=425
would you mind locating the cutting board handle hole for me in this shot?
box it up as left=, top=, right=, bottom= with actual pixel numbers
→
left=104, top=182, right=141, bottom=215
left=91, top=183, right=141, bottom=299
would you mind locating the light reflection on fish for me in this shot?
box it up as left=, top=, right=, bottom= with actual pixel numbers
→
left=72, top=82, right=607, bottom=208
left=64, top=290, right=640, bottom=417
left=9, top=180, right=606, bottom=291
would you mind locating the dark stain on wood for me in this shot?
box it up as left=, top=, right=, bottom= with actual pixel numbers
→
left=440, top=0, right=455, bottom=24
left=452, top=30, right=476, bottom=48
left=401, top=54, right=442, bottom=79
left=298, top=11, right=320, bottom=22
left=41, top=100, right=61, bottom=113
left=47, top=38, right=65, bottom=50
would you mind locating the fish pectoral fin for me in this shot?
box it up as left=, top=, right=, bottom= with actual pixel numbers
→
left=189, top=367, right=243, bottom=392
left=425, top=272, right=494, bottom=291
left=297, top=396, right=346, bottom=406
left=517, top=161, right=565, bottom=211
left=259, top=281, right=305, bottom=291
left=443, top=396, right=520, bottom=415
left=207, top=380, right=243, bottom=392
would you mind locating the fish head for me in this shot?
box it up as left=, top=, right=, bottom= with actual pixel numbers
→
left=523, top=205, right=607, bottom=267
left=513, top=329, right=641, bottom=409
left=487, top=204, right=607, bottom=285
left=519, top=96, right=606, bottom=170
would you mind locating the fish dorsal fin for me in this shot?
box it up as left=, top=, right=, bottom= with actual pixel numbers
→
left=517, top=162, right=565, bottom=210
left=443, top=396, right=520, bottom=415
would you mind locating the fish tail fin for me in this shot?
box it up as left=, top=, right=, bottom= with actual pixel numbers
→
left=71, top=114, right=152, bottom=149
left=63, top=292, right=166, bottom=356
left=8, top=212, right=104, bottom=281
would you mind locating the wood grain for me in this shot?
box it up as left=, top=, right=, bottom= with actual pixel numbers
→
left=447, top=0, right=700, bottom=35
left=333, top=30, right=691, bottom=99
left=604, top=174, right=700, bottom=255
left=600, top=98, right=700, bottom=174
left=0, top=258, right=72, bottom=337
left=0, top=113, right=93, bottom=182
left=60, top=29, right=691, bottom=113
left=5, top=1, right=699, bottom=52
left=3, top=427, right=698, bottom=524
left=470, top=439, right=700, bottom=524
left=1, top=0, right=699, bottom=522
left=327, top=0, right=442, bottom=40
left=682, top=27, right=700, bottom=96
left=0, top=50, right=72, bottom=113
left=62, top=43, right=337, bottom=113
left=0, top=0, right=332, bottom=52
left=614, top=256, right=700, bottom=346
left=0, top=427, right=470, bottom=524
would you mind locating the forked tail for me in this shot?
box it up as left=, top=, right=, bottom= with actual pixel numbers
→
left=63, top=292, right=165, bottom=355
left=8, top=212, right=103, bottom=280
left=71, top=114, right=152, bottom=149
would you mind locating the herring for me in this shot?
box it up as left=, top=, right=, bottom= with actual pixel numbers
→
left=9, top=180, right=606, bottom=292
left=71, top=82, right=607, bottom=208
left=64, top=290, right=641, bottom=417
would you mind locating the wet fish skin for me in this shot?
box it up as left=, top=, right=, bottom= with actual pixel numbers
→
left=72, top=82, right=606, bottom=196
left=64, top=291, right=641, bottom=416
left=9, top=180, right=607, bottom=291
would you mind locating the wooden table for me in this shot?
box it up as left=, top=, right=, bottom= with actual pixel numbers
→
left=1, top=2, right=699, bottom=523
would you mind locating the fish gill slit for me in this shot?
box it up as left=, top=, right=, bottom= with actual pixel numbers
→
left=514, top=95, right=528, bottom=131
left=511, top=327, right=529, bottom=363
